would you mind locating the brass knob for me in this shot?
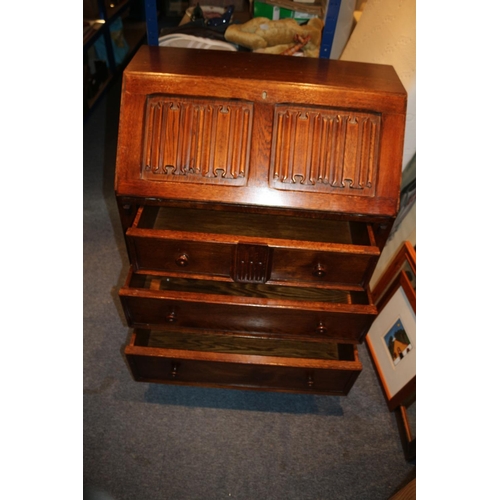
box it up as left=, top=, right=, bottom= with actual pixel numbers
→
left=175, top=253, right=189, bottom=267
left=313, top=263, right=326, bottom=278
left=316, top=322, right=327, bottom=335
left=166, top=311, right=177, bottom=323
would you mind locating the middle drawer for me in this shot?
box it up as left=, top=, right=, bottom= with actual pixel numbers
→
left=119, top=269, right=378, bottom=343
left=126, top=205, right=380, bottom=287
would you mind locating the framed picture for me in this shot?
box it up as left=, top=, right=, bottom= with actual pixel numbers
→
left=395, top=400, right=416, bottom=462
left=372, top=241, right=416, bottom=307
left=366, top=241, right=416, bottom=412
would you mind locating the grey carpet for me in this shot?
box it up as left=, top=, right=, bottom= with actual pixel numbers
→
left=83, top=76, right=416, bottom=500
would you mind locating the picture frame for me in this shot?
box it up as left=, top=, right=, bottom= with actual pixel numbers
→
left=366, top=241, right=416, bottom=412
left=395, top=399, right=416, bottom=462
left=372, top=241, right=416, bottom=307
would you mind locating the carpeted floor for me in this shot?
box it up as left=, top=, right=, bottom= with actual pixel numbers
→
left=83, top=71, right=415, bottom=500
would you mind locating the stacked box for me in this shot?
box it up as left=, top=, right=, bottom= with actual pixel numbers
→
left=188, top=0, right=247, bottom=12
left=253, top=0, right=324, bottom=20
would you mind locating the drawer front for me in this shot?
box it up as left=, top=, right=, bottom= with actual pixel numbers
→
left=127, top=205, right=380, bottom=285
left=130, top=237, right=375, bottom=286
left=128, top=233, right=376, bottom=286
left=129, top=236, right=234, bottom=277
left=271, top=248, right=377, bottom=286
left=125, top=349, right=362, bottom=395
left=120, top=295, right=376, bottom=343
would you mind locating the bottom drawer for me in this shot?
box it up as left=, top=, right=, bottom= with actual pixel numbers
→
left=125, top=329, right=362, bottom=395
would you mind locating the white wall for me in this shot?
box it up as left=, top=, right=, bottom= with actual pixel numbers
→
left=340, top=0, right=416, bottom=172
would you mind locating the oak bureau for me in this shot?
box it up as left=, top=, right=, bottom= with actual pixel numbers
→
left=115, top=45, right=407, bottom=395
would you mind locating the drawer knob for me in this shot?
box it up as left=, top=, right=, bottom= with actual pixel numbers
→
left=175, top=253, right=189, bottom=267
left=307, top=373, right=314, bottom=388
left=171, top=362, right=179, bottom=379
left=316, top=322, right=327, bottom=335
left=166, top=311, right=177, bottom=323
left=313, top=263, right=327, bottom=278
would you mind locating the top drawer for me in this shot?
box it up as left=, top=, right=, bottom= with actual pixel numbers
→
left=115, top=46, right=407, bottom=218
left=126, top=205, right=380, bottom=287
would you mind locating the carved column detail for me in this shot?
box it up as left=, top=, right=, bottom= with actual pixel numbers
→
left=232, top=244, right=272, bottom=284
left=270, top=105, right=381, bottom=196
left=142, top=96, right=253, bottom=185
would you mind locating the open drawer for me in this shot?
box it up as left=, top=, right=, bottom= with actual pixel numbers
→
left=125, top=205, right=380, bottom=287
left=119, top=269, right=378, bottom=343
left=125, top=329, right=363, bottom=395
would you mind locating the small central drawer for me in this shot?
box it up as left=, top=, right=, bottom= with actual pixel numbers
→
left=125, top=329, right=363, bottom=395
left=126, top=205, right=380, bottom=287
left=119, top=269, right=378, bottom=343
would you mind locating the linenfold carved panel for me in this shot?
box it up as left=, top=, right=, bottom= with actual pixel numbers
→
left=270, top=105, right=381, bottom=196
left=233, top=244, right=272, bottom=284
left=142, top=96, right=253, bottom=185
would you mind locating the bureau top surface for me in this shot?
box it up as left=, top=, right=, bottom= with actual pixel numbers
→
left=116, top=46, right=407, bottom=218
left=124, top=46, right=406, bottom=107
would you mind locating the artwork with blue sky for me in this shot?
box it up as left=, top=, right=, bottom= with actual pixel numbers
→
left=384, top=318, right=412, bottom=366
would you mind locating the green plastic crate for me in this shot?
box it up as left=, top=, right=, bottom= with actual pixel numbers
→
left=253, top=1, right=316, bottom=21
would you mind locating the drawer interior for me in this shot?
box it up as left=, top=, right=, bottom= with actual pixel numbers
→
left=127, top=273, right=371, bottom=305
left=136, top=205, right=374, bottom=246
left=132, top=329, right=357, bottom=362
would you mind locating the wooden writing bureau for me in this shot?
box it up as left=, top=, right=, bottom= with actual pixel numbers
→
left=115, top=46, right=407, bottom=395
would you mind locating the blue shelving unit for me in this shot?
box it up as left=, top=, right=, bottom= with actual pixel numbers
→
left=144, top=0, right=159, bottom=45
left=319, top=0, right=342, bottom=59
left=142, top=0, right=340, bottom=57
left=84, top=0, right=148, bottom=117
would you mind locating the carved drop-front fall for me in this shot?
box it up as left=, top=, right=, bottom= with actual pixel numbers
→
left=270, top=106, right=381, bottom=196
left=142, top=96, right=253, bottom=185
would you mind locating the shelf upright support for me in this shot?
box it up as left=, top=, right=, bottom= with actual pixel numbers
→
left=320, top=0, right=342, bottom=59
left=144, top=0, right=159, bottom=46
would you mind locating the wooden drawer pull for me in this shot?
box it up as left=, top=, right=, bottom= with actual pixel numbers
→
left=312, top=263, right=327, bottom=278
left=175, top=253, right=189, bottom=267
left=316, top=322, right=327, bottom=335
